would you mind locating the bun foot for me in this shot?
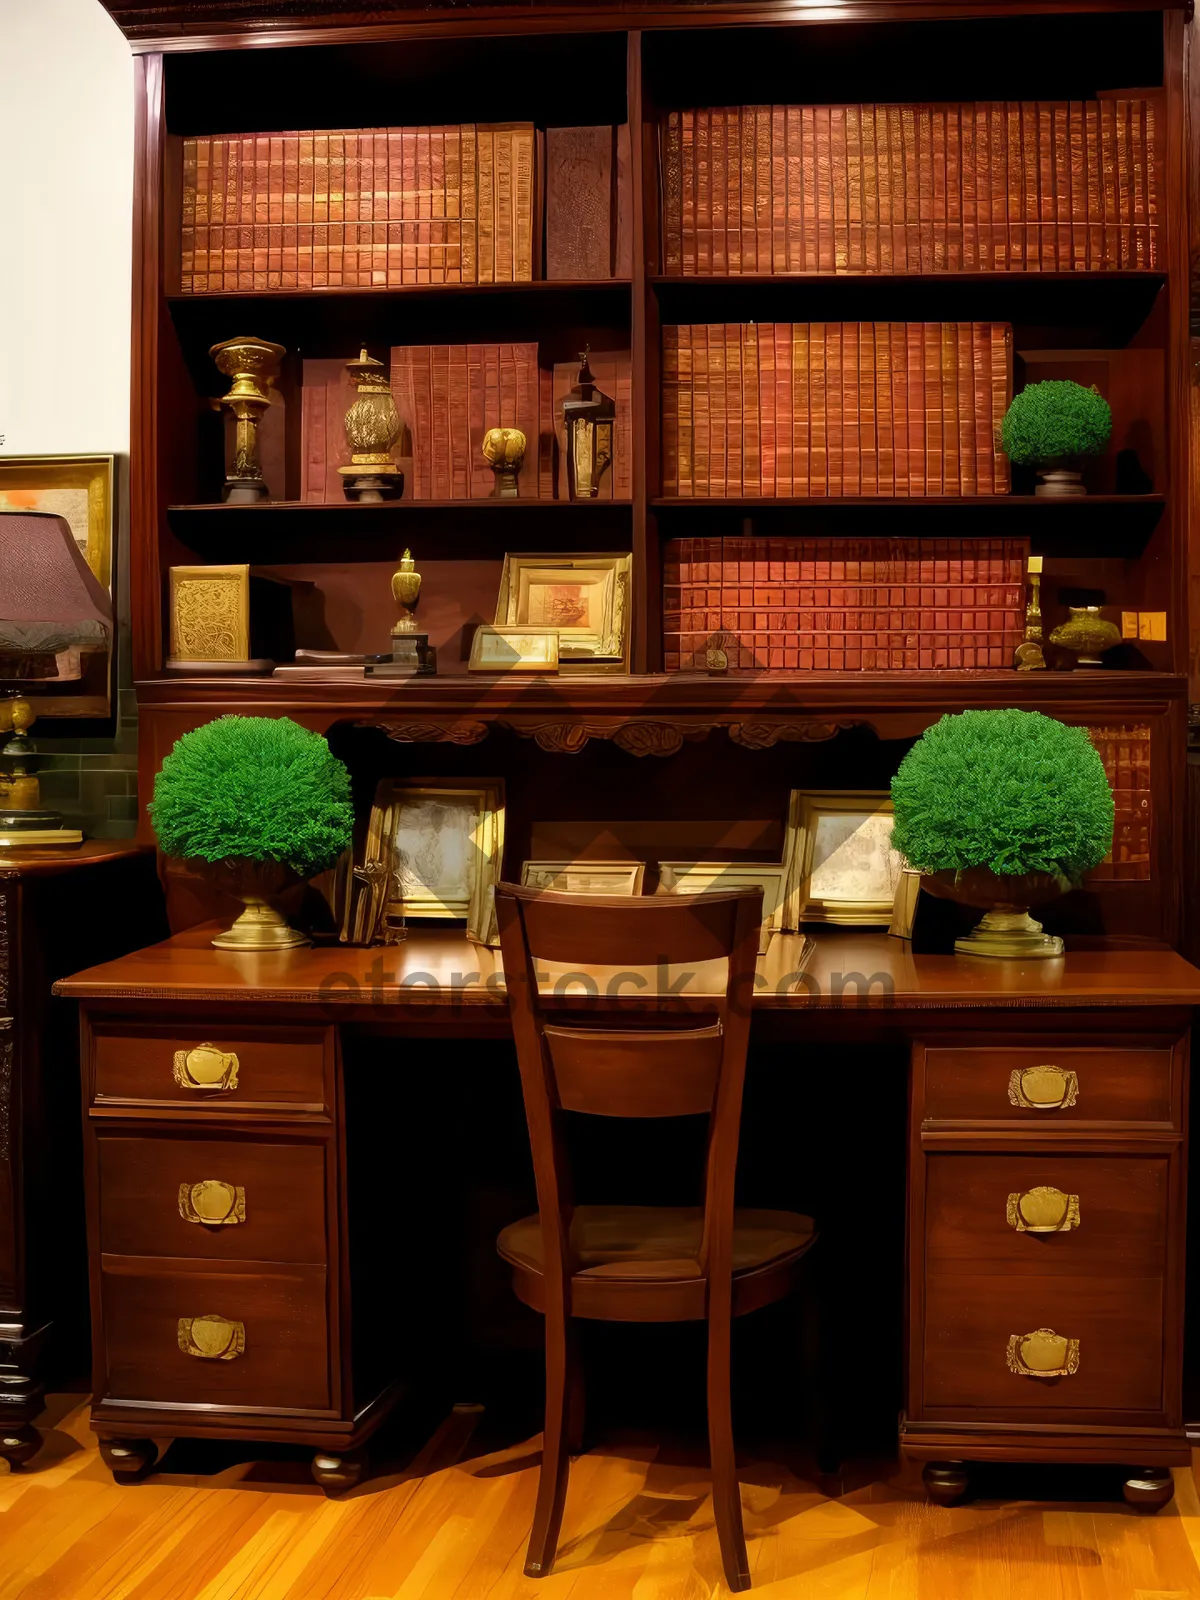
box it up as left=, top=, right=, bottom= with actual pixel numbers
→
left=923, top=1461, right=969, bottom=1507
left=0, top=1425, right=41, bottom=1469
left=1123, top=1467, right=1175, bottom=1512
left=98, top=1437, right=160, bottom=1484
left=311, top=1447, right=366, bottom=1495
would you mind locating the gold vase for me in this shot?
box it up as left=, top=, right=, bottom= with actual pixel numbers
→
left=1049, top=605, right=1121, bottom=666
left=481, top=427, right=526, bottom=498
left=338, top=347, right=404, bottom=502
left=210, top=336, right=285, bottom=504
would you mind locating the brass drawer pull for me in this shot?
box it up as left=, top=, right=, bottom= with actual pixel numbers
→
left=173, top=1043, right=239, bottom=1093
left=1008, top=1065, right=1078, bottom=1111
left=1006, top=1186, right=1080, bottom=1233
left=178, top=1314, right=245, bottom=1361
left=1006, top=1327, right=1079, bottom=1379
left=178, top=1180, right=245, bottom=1226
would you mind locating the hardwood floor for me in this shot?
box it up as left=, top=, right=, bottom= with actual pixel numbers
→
left=3, top=1397, right=1200, bottom=1598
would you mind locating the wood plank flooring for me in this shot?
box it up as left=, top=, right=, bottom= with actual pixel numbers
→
left=3, top=1396, right=1200, bottom=1599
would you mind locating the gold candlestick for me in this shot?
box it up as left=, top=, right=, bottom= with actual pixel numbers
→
left=1014, top=555, right=1047, bottom=671
left=210, top=336, right=285, bottom=503
left=339, top=347, right=404, bottom=502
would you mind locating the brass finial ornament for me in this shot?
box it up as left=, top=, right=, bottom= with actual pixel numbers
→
left=1014, top=555, right=1047, bottom=671
left=562, top=347, right=615, bottom=500
left=481, top=427, right=527, bottom=498
left=210, top=336, right=285, bottom=503
left=367, top=547, right=435, bottom=678
left=391, top=548, right=422, bottom=636
left=339, top=347, right=404, bottom=502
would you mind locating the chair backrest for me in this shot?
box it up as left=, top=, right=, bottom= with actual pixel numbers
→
left=496, top=883, right=763, bottom=1297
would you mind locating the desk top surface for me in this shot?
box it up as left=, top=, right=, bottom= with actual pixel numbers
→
left=55, top=924, right=1200, bottom=1012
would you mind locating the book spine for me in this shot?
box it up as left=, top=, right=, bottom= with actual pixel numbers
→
left=775, top=322, right=793, bottom=495
left=809, top=322, right=827, bottom=495
left=755, top=105, right=772, bottom=272
left=1131, top=99, right=1148, bottom=270
left=1036, top=103, right=1052, bottom=272
left=1069, top=101, right=1086, bottom=270
left=477, top=128, right=495, bottom=284
left=868, top=104, right=888, bottom=272
left=940, top=322, right=959, bottom=492
left=739, top=107, right=757, bottom=272
left=711, top=109, right=726, bottom=275
left=209, top=136, right=229, bottom=293
left=429, top=345, right=449, bottom=499
left=253, top=132, right=270, bottom=290
left=875, top=321, right=893, bottom=494
left=1019, top=103, right=1037, bottom=271
left=1004, top=102, right=1023, bottom=269
left=888, top=105, right=907, bottom=272
left=663, top=326, right=680, bottom=495
left=695, top=108, right=711, bottom=274
left=971, top=323, right=992, bottom=494
left=742, top=322, right=760, bottom=494
left=449, top=343, right=471, bottom=499
left=1147, top=94, right=1161, bottom=268
left=814, top=105, right=832, bottom=272
left=858, top=321, right=876, bottom=495
left=678, top=326, right=693, bottom=495
left=681, top=111, right=696, bottom=274
left=663, top=112, right=683, bottom=273
left=801, top=106, right=817, bottom=274
left=988, top=102, right=1006, bottom=269
left=916, top=105, right=933, bottom=272
left=238, top=132, right=256, bottom=290
left=385, top=127, right=402, bottom=287
left=466, top=344, right=487, bottom=497
left=944, top=104, right=961, bottom=271
left=514, top=124, right=534, bottom=282
left=991, top=323, right=1012, bottom=493
left=496, top=127, right=514, bottom=282
left=792, top=324, right=809, bottom=494
left=890, top=322, right=907, bottom=493
left=708, top=323, right=726, bottom=496
left=759, top=322, right=776, bottom=496
left=310, top=130, right=327, bottom=289
left=181, top=136, right=198, bottom=292
left=956, top=323, right=975, bottom=495
left=932, top=104, right=948, bottom=271
left=771, top=104, right=787, bottom=273
left=845, top=103, right=863, bottom=271
left=725, top=324, right=743, bottom=496
left=1084, top=101, right=1101, bottom=271
left=786, top=105, right=803, bottom=273
left=727, top=108, right=742, bottom=273
left=445, top=124, right=462, bottom=285
left=905, top=323, right=924, bottom=495
left=826, top=321, right=843, bottom=495
left=460, top=125, right=477, bottom=284
left=300, top=376, right=322, bottom=502
left=831, top=103, right=848, bottom=271
left=328, top=131, right=345, bottom=288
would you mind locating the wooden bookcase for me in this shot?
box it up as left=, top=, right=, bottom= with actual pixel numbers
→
left=110, top=0, right=1191, bottom=948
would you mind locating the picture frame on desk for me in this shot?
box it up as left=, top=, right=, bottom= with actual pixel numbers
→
left=783, top=791, right=905, bottom=928
left=521, top=860, right=645, bottom=894
left=494, top=553, right=632, bottom=674
left=658, top=861, right=789, bottom=955
left=469, top=625, right=560, bottom=674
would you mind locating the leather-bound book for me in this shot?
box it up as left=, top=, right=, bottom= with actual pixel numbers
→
left=990, top=324, right=1012, bottom=493
left=545, top=126, right=614, bottom=280
left=710, top=110, right=726, bottom=274
left=695, top=109, right=711, bottom=275
left=460, top=124, right=478, bottom=283
left=662, top=112, right=683, bottom=273
left=676, top=327, right=693, bottom=495
left=955, top=324, right=976, bottom=495
left=912, top=105, right=931, bottom=272
left=931, top=104, right=947, bottom=271
left=758, top=323, right=775, bottom=497
left=1068, top=102, right=1086, bottom=270
left=495, top=127, right=514, bottom=281
left=692, top=324, right=710, bottom=495
left=905, top=324, right=925, bottom=494
left=181, top=136, right=198, bottom=292
left=725, top=325, right=743, bottom=496
left=432, top=126, right=448, bottom=284
left=309, top=130, right=326, bottom=289
left=945, top=104, right=961, bottom=271
left=740, top=107, right=757, bottom=272
left=466, top=344, right=487, bottom=498
left=447, top=346, right=468, bottom=500
left=859, top=322, right=877, bottom=496
left=844, top=103, right=862, bottom=272
left=209, top=136, right=229, bottom=293
left=755, top=105, right=772, bottom=272
left=785, top=106, right=803, bottom=272
left=771, top=104, right=787, bottom=274
left=800, top=105, right=817, bottom=272
left=446, top=125, right=463, bottom=284
left=726, top=108, right=742, bottom=273
left=1003, top=102, right=1022, bottom=269
left=888, top=322, right=907, bottom=494
left=940, top=323, right=958, bottom=493
left=369, top=127, right=385, bottom=286
left=217, top=135, right=235, bottom=290
left=396, top=126, right=413, bottom=282
left=300, top=379, right=325, bottom=503
left=414, top=126, right=430, bottom=283
left=987, top=102, right=1006, bottom=269
left=1019, top=104, right=1037, bottom=271
left=293, top=131, right=311, bottom=290
left=924, top=323, right=943, bottom=493
left=259, top=131, right=278, bottom=290
left=234, top=132, right=251, bottom=289
left=708, top=324, right=726, bottom=496
left=382, top=127, right=399, bottom=286
left=830, top=103, right=848, bottom=272
left=831, top=321, right=851, bottom=496
left=774, top=323, right=793, bottom=496
left=741, top=323, right=760, bottom=494
left=331, top=131, right=348, bottom=287
left=1034, top=103, right=1051, bottom=271
left=280, top=134, right=298, bottom=289
left=300, top=357, right=354, bottom=503
left=970, top=323, right=992, bottom=494
left=860, top=104, right=879, bottom=272
left=476, top=127, right=494, bottom=284
left=1147, top=94, right=1162, bottom=267
left=429, top=345, right=451, bottom=499
left=340, top=129, right=358, bottom=287
left=808, top=323, right=827, bottom=495
left=662, top=327, right=680, bottom=495
left=513, top=124, right=534, bottom=281
left=681, top=110, right=695, bottom=273
left=1130, top=98, right=1148, bottom=271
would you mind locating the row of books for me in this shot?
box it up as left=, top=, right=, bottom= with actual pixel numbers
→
left=299, top=345, right=632, bottom=502
left=1086, top=724, right=1151, bottom=881
left=661, top=322, right=1013, bottom=499
left=663, top=536, right=1027, bottom=671
left=180, top=123, right=536, bottom=291
left=661, top=97, right=1161, bottom=275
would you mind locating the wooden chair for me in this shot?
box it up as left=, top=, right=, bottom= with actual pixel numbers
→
left=495, top=882, right=817, bottom=1592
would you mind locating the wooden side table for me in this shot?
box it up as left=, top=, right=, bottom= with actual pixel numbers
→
left=0, top=842, right=163, bottom=1468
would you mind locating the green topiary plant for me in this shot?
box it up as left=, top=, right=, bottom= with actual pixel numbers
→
left=890, top=708, right=1114, bottom=882
left=149, top=715, right=353, bottom=878
left=1000, top=380, right=1112, bottom=465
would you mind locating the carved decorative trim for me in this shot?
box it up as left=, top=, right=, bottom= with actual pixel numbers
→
left=356, top=719, right=490, bottom=746
left=507, top=720, right=716, bottom=756
left=727, top=719, right=859, bottom=749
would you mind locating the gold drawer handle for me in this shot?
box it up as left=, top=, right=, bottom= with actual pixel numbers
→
left=178, top=1314, right=245, bottom=1361
left=173, top=1043, right=239, bottom=1092
left=1006, top=1186, right=1080, bottom=1233
left=178, top=1180, right=245, bottom=1226
left=1008, top=1065, right=1078, bottom=1111
left=1006, top=1327, right=1080, bottom=1379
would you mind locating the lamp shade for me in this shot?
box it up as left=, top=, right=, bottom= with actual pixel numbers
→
left=0, top=511, right=112, bottom=657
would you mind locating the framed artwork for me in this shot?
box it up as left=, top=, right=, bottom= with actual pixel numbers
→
left=889, top=868, right=923, bottom=940
left=658, top=861, right=789, bottom=954
left=169, top=565, right=250, bottom=663
left=521, top=860, right=645, bottom=895
left=494, top=552, right=631, bottom=673
left=0, top=453, right=116, bottom=718
left=354, top=779, right=506, bottom=948
left=469, top=625, right=560, bottom=673
left=782, top=791, right=906, bottom=927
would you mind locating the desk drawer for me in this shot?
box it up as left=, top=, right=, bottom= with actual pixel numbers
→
left=97, top=1135, right=329, bottom=1265
left=922, top=1272, right=1163, bottom=1413
left=100, top=1256, right=330, bottom=1411
left=92, top=1024, right=332, bottom=1115
left=924, top=1153, right=1169, bottom=1278
left=921, top=1042, right=1176, bottom=1125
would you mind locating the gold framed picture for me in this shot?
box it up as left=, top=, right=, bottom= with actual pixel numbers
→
left=169, top=565, right=251, bottom=663
left=782, top=791, right=905, bottom=927
left=469, top=625, right=560, bottom=674
left=350, top=779, right=506, bottom=948
left=521, top=860, right=645, bottom=895
left=0, top=453, right=116, bottom=718
left=494, top=552, right=631, bottom=673
left=658, top=861, right=789, bottom=954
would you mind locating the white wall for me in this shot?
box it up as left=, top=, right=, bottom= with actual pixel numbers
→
left=0, top=0, right=133, bottom=455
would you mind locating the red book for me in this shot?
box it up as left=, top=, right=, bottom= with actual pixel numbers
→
left=252, top=133, right=269, bottom=290
left=956, top=323, right=976, bottom=495
left=678, top=326, right=693, bottom=496
left=801, top=106, right=818, bottom=273
left=758, top=323, right=776, bottom=497
left=708, top=324, right=726, bottom=496
left=692, top=323, right=710, bottom=495
left=1037, top=103, right=1053, bottom=271
left=973, top=104, right=991, bottom=270
left=725, top=325, right=743, bottom=496
left=1130, top=98, right=1148, bottom=270
left=1069, top=102, right=1086, bottom=270
left=775, top=322, right=793, bottom=495
left=662, top=327, right=679, bottom=498
left=328, top=131, right=346, bottom=287
left=931, top=104, right=947, bottom=271
left=825, top=322, right=843, bottom=496
left=960, top=104, right=977, bottom=270
left=940, top=323, right=958, bottom=493
left=845, top=103, right=863, bottom=271
left=466, top=344, right=488, bottom=498
left=449, top=346, right=470, bottom=499
left=430, top=345, right=451, bottom=499
left=986, top=103, right=1005, bottom=270
left=870, top=104, right=890, bottom=273
left=728, top=108, right=743, bottom=274
left=830, top=103, right=848, bottom=271
left=1020, top=103, right=1038, bottom=272
left=991, top=324, right=1012, bottom=493
left=890, top=322, right=908, bottom=493
left=386, top=128, right=403, bottom=287
left=755, top=105, right=772, bottom=272
left=945, top=104, right=962, bottom=271
left=311, top=131, right=328, bottom=288
left=916, top=105, right=933, bottom=272
left=711, top=110, right=727, bottom=275
left=858, top=322, right=876, bottom=496
left=238, top=132, right=256, bottom=290
left=371, top=129, right=388, bottom=286
left=861, top=104, right=880, bottom=272
left=808, top=322, right=827, bottom=495
left=905, top=324, right=925, bottom=494
left=771, top=104, right=787, bottom=273
left=181, top=137, right=197, bottom=292
left=1005, top=102, right=1023, bottom=269
left=281, top=135, right=299, bottom=289
left=875, top=321, right=893, bottom=494
left=416, top=127, right=431, bottom=283
left=742, top=323, right=760, bottom=494
left=971, top=324, right=992, bottom=494
left=785, top=105, right=803, bottom=272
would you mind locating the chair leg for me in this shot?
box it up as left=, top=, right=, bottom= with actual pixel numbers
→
left=525, top=1312, right=579, bottom=1578
left=708, top=1311, right=751, bottom=1593
left=566, top=1326, right=586, bottom=1457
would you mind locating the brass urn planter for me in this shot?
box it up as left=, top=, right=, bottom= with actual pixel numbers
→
left=923, top=866, right=1070, bottom=959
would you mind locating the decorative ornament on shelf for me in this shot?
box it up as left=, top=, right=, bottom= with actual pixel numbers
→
left=210, top=336, right=286, bottom=503
left=999, top=379, right=1112, bottom=498
left=562, top=347, right=615, bottom=500
left=891, top=708, right=1114, bottom=959
left=1049, top=599, right=1122, bottom=667
left=365, top=548, right=435, bottom=678
left=339, top=347, right=404, bottom=502
left=0, top=694, right=82, bottom=847
left=148, top=715, right=354, bottom=950
left=1013, top=555, right=1046, bottom=671
left=481, top=427, right=527, bottom=498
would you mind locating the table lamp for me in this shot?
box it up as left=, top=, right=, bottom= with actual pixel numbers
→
left=0, top=510, right=113, bottom=846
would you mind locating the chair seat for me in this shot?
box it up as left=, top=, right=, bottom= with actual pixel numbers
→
left=497, top=1204, right=816, bottom=1321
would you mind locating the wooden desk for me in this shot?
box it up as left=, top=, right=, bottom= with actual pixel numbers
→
left=56, top=927, right=1200, bottom=1505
